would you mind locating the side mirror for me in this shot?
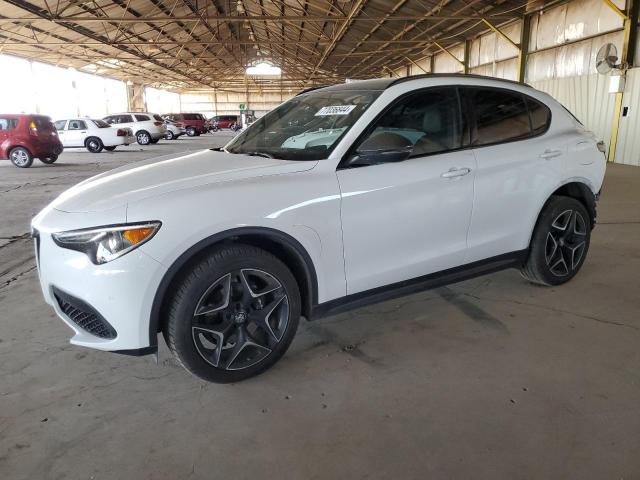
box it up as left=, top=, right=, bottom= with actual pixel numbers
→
left=348, top=132, right=413, bottom=166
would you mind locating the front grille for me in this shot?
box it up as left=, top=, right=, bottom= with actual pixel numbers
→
left=53, top=288, right=117, bottom=339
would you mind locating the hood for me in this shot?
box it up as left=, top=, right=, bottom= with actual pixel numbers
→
left=50, top=150, right=317, bottom=213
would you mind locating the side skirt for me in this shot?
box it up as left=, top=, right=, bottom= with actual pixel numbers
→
left=310, top=250, right=528, bottom=320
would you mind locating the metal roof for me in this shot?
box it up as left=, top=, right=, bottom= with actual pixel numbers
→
left=0, top=0, right=542, bottom=92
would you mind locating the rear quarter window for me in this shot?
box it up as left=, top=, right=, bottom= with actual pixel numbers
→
left=527, top=98, right=552, bottom=134
left=0, top=118, right=18, bottom=130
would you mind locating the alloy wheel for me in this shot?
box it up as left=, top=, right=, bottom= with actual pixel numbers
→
left=191, top=269, right=290, bottom=371
left=88, top=140, right=100, bottom=152
left=137, top=132, right=150, bottom=144
left=545, top=209, right=587, bottom=276
left=11, top=149, right=29, bottom=167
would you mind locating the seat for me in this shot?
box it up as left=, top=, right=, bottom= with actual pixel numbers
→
left=412, top=106, right=447, bottom=155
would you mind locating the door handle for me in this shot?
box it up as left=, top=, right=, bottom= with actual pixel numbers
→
left=441, top=167, right=471, bottom=179
left=539, top=149, right=562, bottom=160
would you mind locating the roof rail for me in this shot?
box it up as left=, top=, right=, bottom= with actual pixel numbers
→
left=389, top=73, right=531, bottom=88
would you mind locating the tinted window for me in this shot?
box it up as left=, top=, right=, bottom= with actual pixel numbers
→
left=359, top=88, right=463, bottom=157
left=92, top=119, right=110, bottom=128
left=135, top=114, right=150, bottom=121
left=0, top=118, right=18, bottom=130
left=468, top=88, right=530, bottom=145
left=153, top=114, right=164, bottom=122
left=183, top=113, right=201, bottom=120
left=34, top=116, right=56, bottom=131
left=527, top=97, right=551, bottom=134
left=54, top=120, right=67, bottom=131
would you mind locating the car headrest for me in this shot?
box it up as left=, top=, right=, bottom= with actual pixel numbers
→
left=422, top=107, right=442, bottom=133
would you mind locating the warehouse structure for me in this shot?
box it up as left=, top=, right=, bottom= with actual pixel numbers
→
left=0, top=0, right=638, bottom=163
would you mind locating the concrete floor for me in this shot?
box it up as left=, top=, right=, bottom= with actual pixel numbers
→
left=1, top=136, right=639, bottom=479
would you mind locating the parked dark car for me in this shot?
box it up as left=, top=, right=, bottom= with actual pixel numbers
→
left=0, top=114, right=63, bottom=168
left=210, top=115, right=239, bottom=129
left=163, top=113, right=208, bottom=136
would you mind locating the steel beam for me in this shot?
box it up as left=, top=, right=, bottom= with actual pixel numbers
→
left=433, top=41, right=465, bottom=67
left=0, top=14, right=523, bottom=24
left=518, top=15, right=531, bottom=83
left=607, top=0, right=638, bottom=162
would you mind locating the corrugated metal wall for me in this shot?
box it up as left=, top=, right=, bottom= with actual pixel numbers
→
left=531, top=73, right=617, bottom=151
left=616, top=68, right=640, bottom=166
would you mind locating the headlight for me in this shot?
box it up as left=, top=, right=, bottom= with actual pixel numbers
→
left=52, top=222, right=161, bottom=264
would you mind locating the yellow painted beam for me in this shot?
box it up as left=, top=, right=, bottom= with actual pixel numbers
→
left=433, top=42, right=465, bottom=67
left=405, top=56, right=428, bottom=74
left=602, top=0, right=628, bottom=19
left=481, top=18, right=521, bottom=50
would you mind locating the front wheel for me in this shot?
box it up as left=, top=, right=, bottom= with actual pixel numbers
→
left=186, top=127, right=197, bottom=137
left=521, top=195, right=591, bottom=286
left=165, top=131, right=175, bottom=140
left=9, top=147, right=33, bottom=168
left=39, top=155, right=58, bottom=164
left=164, top=244, right=300, bottom=383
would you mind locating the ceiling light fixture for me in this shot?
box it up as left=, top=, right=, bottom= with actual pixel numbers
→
left=246, top=62, right=281, bottom=76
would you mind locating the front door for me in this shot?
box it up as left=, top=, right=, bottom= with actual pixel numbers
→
left=337, top=87, right=476, bottom=295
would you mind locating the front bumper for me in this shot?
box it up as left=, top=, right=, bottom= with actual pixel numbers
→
left=32, top=207, right=167, bottom=352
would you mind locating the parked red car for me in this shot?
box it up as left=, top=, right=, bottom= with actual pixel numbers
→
left=163, top=113, right=208, bottom=136
left=210, top=115, right=239, bottom=129
left=0, top=114, right=63, bottom=168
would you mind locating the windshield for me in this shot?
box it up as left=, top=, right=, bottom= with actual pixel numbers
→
left=226, top=89, right=381, bottom=160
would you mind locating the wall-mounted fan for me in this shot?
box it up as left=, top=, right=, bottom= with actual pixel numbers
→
left=596, top=43, right=622, bottom=74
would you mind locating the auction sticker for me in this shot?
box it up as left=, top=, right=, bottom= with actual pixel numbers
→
left=315, top=105, right=356, bottom=116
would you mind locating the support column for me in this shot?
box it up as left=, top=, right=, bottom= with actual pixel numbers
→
left=464, top=39, right=472, bottom=74
left=126, top=82, right=146, bottom=112
left=604, top=0, right=638, bottom=162
left=518, top=15, right=531, bottom=83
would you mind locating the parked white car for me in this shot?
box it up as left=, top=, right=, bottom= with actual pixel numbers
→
left=163, top=119, right=186, bottom=140
left=33, top=75, right=606, bottom=383
left=102, top=112, right=166, bottom=145
left=53, top=119, right=135, bottom=153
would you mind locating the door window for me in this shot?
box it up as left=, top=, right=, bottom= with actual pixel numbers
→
left=135, top=114, right=150, bottom=122
left=54, top=120, right=67, bottom=131
left=466, top=88, right=530, bottom=145
left=68, top=120, right=87, bottom=130
left=355, top=88, right=464, bottom=159
left=0, top=118, right=18, bottom=130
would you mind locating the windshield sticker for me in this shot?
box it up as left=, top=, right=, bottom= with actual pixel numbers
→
left=315, top=105, right=356, bottom=116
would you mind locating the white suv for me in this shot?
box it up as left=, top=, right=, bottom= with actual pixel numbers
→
left=103, top=112, right=166, bottom=145
left=32, top=75, right=606, bottom=383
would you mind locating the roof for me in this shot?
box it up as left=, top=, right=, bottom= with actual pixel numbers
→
left=0, top=0, right=543, bottom=92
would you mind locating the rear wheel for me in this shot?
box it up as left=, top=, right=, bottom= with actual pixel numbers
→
left=104, top=146, right=117, bottom=151
left=522, top=196, right=591, bottom=286
left=9, top=147, right=33, bottom=168
left=186, top=127, right=197, bottom=137
left=165, top=244, right=300, bottom=383
left=39, top=155, right=58, bottom=164
left=85, top=137, right=103, bottom=153
left=165, top=131, right=175, bottom=140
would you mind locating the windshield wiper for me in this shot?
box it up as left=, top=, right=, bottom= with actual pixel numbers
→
left=245, top=151, right=275, bottom=159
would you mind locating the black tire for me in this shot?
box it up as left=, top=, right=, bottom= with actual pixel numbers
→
left=136, top=130, right=151, bottom=145
left=165, top=131, right=175, bottom=140
left=186, top=127, right=197, bottom=137
left=104, top=146, right=117, bottom=151
left=85, top=137, right=103, bottom=153
left=39, top=155, right=58, bottom=164
left=150, top=138, right=160, bottom=144
left=521, top=195, right=591, bottom=286
left=164, top=244, right=301, bottom=383
left=9, top=147, right=33, bottom=168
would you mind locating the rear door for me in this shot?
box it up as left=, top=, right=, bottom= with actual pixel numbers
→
left=463, top=87, right=563, bottom=262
